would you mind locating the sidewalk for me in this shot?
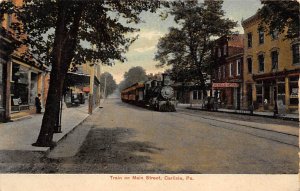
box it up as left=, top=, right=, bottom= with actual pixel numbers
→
left=0, top=104, right=92, bottom=152
left=177, top=103, right=299, bottom=121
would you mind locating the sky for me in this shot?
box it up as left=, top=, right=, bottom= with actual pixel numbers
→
left=102, top=0, right=262, bottom=83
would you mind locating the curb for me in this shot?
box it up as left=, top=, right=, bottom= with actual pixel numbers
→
left=44, top=105, right=102, bottom=155
left=186, top=107, right=299, bottom=122
left=10, top=115, right=33, bottom=122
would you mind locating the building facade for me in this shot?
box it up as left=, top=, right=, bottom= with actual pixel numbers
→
left=242, top=13, right=300, bottom=113
left=1, top=0, right=49, bottom=122
left=212, top=35, right=244, bottom=109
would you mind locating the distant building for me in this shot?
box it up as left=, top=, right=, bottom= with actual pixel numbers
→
left=65, top=62, right=101, bottom=109
left=212, top=34, right=244, bottom=109
left=242, top=12, right=299, bottom=113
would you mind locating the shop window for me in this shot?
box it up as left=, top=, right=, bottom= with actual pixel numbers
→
left=256, top=81, right=263, bottom=104
left=292, top=44, right=299, bottom=65
left=247, top=57, right=252, bottom=74
left=289, top=76, right=299, bottom=105
left=277, top=79, right=285, bottom=104
left=0, top=64, right=3, bottom=108
left=258, top=28, right=264, bottom=44
left=12, top=64, right=29, bottom=105
left=271, top=51, right=278, bottom=70
left=258, top=54, right=264, bottom=72
left=29, top=72, right=38, bottom=105
left=247, top=33, right=252, bottom=48
left=193, top=90, right=202, bottom=100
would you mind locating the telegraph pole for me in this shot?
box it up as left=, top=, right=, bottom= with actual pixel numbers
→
left=88, top=62, right=94, bottom=114
left=104, top=76, right=107, bottom=99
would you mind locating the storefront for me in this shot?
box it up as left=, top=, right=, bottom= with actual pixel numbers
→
left=253, top=70, right=299, bottom=113
left=0, top=58, right=5, bottom=121
left=212, top=82, right=242, bottom=109
left=9, top=56, right=46, bottom=115
left=0, top=32, right=15, bottom=122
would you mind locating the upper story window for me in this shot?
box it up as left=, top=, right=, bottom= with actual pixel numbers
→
left=292, top=44, right=299, bottom=65
left=271, top=29, right=279, bottom=40
left=247, top=33, right=252, bottom=48
left=258, top=28, right=264, bottom=44
left=223, top=65, right=226, bottom=79
left=258, top=54, right=264, bottom=72
left=247, top=57, right=252, bottom=74
left=271, top=51, right=279, bottom=70
left=223, top=45, right=227, bottom=56
left=229, top=63, right=233, bottom=77
left=236, top=59, right=241, bottom=76
left=218, top=67, right=221, bottom=79
left=218, top=48, right=221, bottom=57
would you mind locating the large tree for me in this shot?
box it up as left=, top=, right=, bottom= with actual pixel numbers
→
left=100, top=72, right=117, bottom=98
left=13, top=0, right=162, bottom=147
left=259, top=0, right=299, bottom=39
left=119, top=66, right=148, bottom=90
left=155, top=0, right=237, bottom=95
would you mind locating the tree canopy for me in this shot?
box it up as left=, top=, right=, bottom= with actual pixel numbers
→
left=100, top=72, right=117, bottom=98
left=155, top=0, right=237, bottom=94
left=259, top=0, right=299, bottom=39
left=8, top=0, right=163, bottom=146
left=119, top=66, right=148, bottom=90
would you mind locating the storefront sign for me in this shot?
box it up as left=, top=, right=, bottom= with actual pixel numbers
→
left=212, top=83, right=239, bottom=88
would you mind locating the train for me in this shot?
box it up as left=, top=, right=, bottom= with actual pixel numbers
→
left=121, top=74, right=176, bottom=112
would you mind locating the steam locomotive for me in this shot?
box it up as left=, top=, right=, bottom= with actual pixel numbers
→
left=121, top=74, right=176, bottom=112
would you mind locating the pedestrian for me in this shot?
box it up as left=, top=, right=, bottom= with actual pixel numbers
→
left=35, top=94, right=42, bottom=114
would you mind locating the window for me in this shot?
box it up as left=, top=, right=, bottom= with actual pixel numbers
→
left=218, top=48, right=221, bottom=57
left=193, top=91, right=198, bottom=100
left=236, top=59, right=241, bottom=76
left=277, top=78, right=285, bottom=105
left=292, top=44, right=299, bottom=65
left=289, top=76, right=299, bottom=105
left=223, top=65, right=226, bottom=79
left=271, top=51, right=278, bottom=70
left=0, top=63, right=3, bottom=108
left=271, top=29, right=279, bottom=40
left=256, top=81, right=263, bottom=104
left=218, top=67, right=221, bottom=79
left=223, top=45, right=227, bottom=56
left=193, top=90, right=202, bottom=100
left=258, top=54, right=264, bottom=72
left=229, top=63, right=233, bottom=77
left=247, top=57, right=252, bottom=73
left=258, top=28, right=264, bottom=44
left=247, top=33, right=252, bottom=48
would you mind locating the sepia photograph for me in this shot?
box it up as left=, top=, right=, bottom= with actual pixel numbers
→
left=0, top=0, right=299, bottom=190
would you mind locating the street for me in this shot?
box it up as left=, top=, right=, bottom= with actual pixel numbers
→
left=0, top=98, right=298, bottom=174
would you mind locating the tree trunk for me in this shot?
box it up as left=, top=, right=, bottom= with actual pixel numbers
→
left=33, top=1, right=84, bottom=147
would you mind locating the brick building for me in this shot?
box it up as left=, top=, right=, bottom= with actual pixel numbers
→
left=212, top=34, right=244, bottom=109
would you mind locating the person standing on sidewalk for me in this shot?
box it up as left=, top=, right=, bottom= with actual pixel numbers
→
left=35, top=94, right=42, bottom=114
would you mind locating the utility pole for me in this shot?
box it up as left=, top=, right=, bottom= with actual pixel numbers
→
left=104, top=76, right=107, bottom=99
left=88, top=62, right=95, bottom=114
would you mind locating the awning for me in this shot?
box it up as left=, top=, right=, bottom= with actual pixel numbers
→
left=83, top=87, right=90, bottom=93
left=212, top=83, right=239, bottom=88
